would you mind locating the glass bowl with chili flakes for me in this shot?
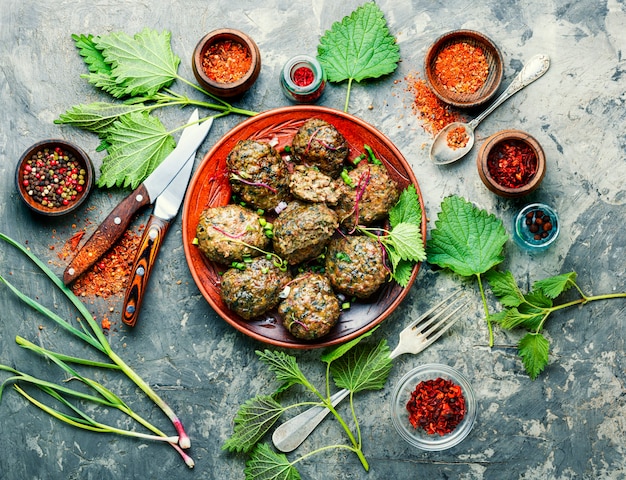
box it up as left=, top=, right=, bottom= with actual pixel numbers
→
left=390, top=363, right=477, bottom=451
left=477, top=129, right=546, bottom=198
left=425, top=29, right=503, bottom=108
left=15, top=139, right=94, bottom=217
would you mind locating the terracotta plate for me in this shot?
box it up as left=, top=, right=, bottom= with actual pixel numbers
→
left=182, top=106, right=426, bottom=349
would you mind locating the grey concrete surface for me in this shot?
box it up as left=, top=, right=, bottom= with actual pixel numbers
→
left=1, top=0, right=625, bottom=479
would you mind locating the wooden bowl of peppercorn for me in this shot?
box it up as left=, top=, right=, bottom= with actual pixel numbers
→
left=425, top=29, right=503, bottom=108
left=476, top=129, right=546, bottom=198
left=192, top=28, right=261, bottom=98
left=16, top=139, right=94, bottom=217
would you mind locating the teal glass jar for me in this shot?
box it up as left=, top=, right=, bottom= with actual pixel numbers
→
left=280, top=55, right=326, bottom=104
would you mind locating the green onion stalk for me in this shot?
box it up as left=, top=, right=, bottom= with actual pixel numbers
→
left=0, top=233, right=194, bottom=467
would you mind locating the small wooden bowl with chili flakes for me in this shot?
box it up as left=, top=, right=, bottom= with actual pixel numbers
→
left=192, top=28, right=261, bottom=98
left=477, top=129, right=546, bottom=198
left=425, top=29, right=503, bottom=108
left=15, top=139, right=94, bottom=217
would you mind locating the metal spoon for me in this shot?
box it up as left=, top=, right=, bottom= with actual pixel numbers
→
left=430, top=53, right=551, bottom=165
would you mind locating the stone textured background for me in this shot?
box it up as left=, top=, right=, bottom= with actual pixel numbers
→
left=1, top=0, right=625, bottom=478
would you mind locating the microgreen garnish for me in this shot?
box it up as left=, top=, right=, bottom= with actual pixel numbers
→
left=222, top=328, right=391, bottom=478
left=318, top=2, right=400, bottom=112
left=425, top=195, right=626, bottom=379
left=0, top=233, right=194, bottom=467
left=363, top=144, right=382, bottom=165
left=55, top=29, right=257, bottom=189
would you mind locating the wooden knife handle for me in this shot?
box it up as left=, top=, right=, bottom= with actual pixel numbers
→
left=63, top=184, right=151, bottom=285
left=122, top=214, right=170, bottom=327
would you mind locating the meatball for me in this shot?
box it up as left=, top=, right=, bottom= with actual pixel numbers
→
left=196, top=204, right=269, bottom=265
left=220, top=257, right=292, bottom=320
left=291, top=118, right=349, bottom=177
left=334, top=161, right=400, bottom=229
left=325, top=235, right=388, bottom=298
left=289, top=165, right=341, bottom=205
left=278, top=273, right=340, bottom=340
left=273, top=201, right=339, bottom=265
left=226, top=139, right=291, bottom=210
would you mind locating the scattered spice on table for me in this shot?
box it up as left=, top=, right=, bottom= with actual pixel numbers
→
left=524, top=209, right=554, bottom=241
left=434, top=42, right=489, bottom=94
left=446, top=125, right=470, bottom=149
left=21, top=147, right=87, bottom=209
left=71, top=229, right=142, bottom=298
left=406, top=377, right=466, bottom=436
left=405, top=74, right=460, bottom=135
left=487, top=140, right=538, bottom=188
left=202, top=39, right=251, bottom=83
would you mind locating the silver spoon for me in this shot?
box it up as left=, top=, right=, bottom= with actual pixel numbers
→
left=430, top=53, right=551, bottom=165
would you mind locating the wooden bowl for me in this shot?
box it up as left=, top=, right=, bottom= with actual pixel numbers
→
left=182, top=106, right=427, bottom=349
left=15, top=139, right=94, bottom=216
left=476, top=129, right=546, bottom=198
left=425, top=29, right=503, bottom=108
left=192, top=28, right=261, bottom=98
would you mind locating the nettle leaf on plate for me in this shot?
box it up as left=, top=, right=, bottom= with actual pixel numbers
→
left=97, top=111, right=175, bottom=189
left=245, top=443, right=301, bottom=480
left=94, top=28, right=180, bottom=98
left=426, top=195, right=508, bottom=278
left=222, top=395, right=285, bottom=454
left=318, top=2, right=400, bottom=111
left=389, top=184, right=422, bottom=227
left=330, top=339, right=391, bottom=394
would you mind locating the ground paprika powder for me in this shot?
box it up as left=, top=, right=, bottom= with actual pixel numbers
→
left=434, top=42, right=489, bottom=94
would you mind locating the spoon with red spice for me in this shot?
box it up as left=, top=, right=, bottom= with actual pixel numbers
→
left=430, top=54, right=550, bottom=165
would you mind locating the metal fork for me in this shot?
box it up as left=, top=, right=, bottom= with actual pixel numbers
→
left=271, top=289, right=470, bottom=452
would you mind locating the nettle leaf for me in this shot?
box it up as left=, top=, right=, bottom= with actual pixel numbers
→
left=497, top=307, right=543, bottom=331
left=389, top=184, right=422, bottom=227
left=486, top=270, right=525, bottom=307
left=72, top=34, right=110, bottom=74
left=320, top=326, right=378, bottom=364
left=318, top=2, right=399, bottom=83
left=330, top=340, right=391, bottom=394
left=426, top=195, right=508, bottom=277
left=222, top=395, right=285, bottom=453
left=94, top=28, right=180, bottom=98
left=385, top=223, right=426, bottom=262
left=533, top=272, right=577, bottom=299
left=518, top=333, right=550, bottom=380
left=97, top=111, right=175, bottom=189
left=245, top=443, right=300, bottom=480
left=55, top=102, right=149, bottom=135
left=256, top=350, right=308, bottom=390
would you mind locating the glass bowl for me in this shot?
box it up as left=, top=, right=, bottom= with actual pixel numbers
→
left=513, top=203, right=560, bottom=251
left=390, top=363, right=477, bottom=451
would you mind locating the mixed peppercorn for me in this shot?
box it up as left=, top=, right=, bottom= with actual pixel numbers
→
left=21, top=147, right=87, bottom=209
left=406, top=377, right=466, bottom=436
left=523, top=208, right=554, bottom=241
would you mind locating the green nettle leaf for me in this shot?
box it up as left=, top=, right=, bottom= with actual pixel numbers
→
left=330, top=340, right=391, bottom=394
left=497, top=307, right=543, bottom=331
left=426, top=195, right=508, bottom=277
left=256, top=350, right=308, bottom=389
left=95, top=28, right=180, bottom=98
left=533, top=272, right=577, bottom=299
left=55, top=102, right=149, bottom=135
left=486, top=270, right=525, bottom=307
left=97, top=111, right=175, bottom=189
left=389, top=184, right=422, bottom=227
left=385, top=222, right=426, bottom=261
left=518, top=333, right=550, bottom=380
left=222, top=395, right=285, bottom=453
left=391, top=259, right=414, bottom=288
left=72, top=34, right=110, bottom=75
left=320, top=326, right=379, bottom=364
left=522, top=290, right=553, bottom=309
left=245, top=443, right=301, bottom=480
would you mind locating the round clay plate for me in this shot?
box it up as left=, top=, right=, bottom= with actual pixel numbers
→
left=182, top=106, right=426, bottom=349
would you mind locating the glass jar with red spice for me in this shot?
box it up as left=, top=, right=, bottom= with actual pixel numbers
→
left=391, top=363, right=477, bottom=451
left=280, top=55, right=326, bottom=104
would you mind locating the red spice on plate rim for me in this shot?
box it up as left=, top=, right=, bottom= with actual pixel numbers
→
left=406, top=377, right=466, bottom=436
left=487, top=139, right=538, bottom=189
left=202, top=39, right=252, bottom=83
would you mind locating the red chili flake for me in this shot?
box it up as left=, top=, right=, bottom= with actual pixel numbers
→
left=67, top=230, right=85, bottom=251
left=487, top=140, right=538, bottom=189
left=406, top=377, right=466, bottom=436
left=405, top=74, right=461, bottom=135
left=446, top=125, right=470, bottom=150
left=293, top=66, right=314, bottom=87
left=434, top=42, right=489, bottom=94
left=202, top=40, right=252, bottom=83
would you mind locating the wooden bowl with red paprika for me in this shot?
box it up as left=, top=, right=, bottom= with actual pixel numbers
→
left=15, top=139, right=94, bottom=217
left=477, top=129, right=546, bottom=198
left=192, top=28, right=261, bottom=99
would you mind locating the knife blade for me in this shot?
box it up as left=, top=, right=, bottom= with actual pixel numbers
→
left=122, top=117, right=214, bottom=327
left=63, top=109, right=212, bottom=285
